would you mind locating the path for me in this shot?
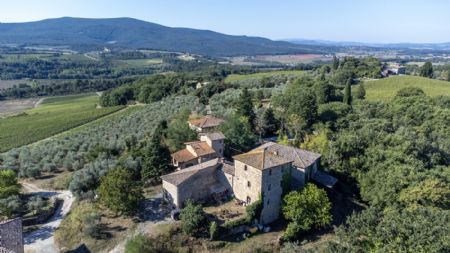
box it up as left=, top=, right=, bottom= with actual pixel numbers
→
left=33, top=98, right=46, bottom=108
left=22, top=182, right=74, bottom=253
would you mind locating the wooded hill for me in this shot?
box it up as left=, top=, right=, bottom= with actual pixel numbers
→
left=0, top=17, right=331, bottom=56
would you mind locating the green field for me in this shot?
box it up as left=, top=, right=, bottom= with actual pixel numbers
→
left=119, top=58, right=163, bottom=67
left=364, top=75, right=450, bottom=101
left=0, top=94, right=123, bottom=152
left=225, top=70, right=305, bottom=83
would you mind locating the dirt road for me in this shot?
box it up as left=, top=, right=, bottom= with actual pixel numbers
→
left=22, top=182, right=74, bottom=253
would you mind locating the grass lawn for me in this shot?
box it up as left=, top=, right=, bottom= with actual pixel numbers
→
left=364, top=75, right=450, bottom=101
left=0, top=93, right=123, bottom=152
left=225, top=70, right=305, bottom=83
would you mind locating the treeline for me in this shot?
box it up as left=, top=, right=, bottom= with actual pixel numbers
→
left=0, top=78, right=136, bottom=99
left=0, top=58, right=157, bottom=80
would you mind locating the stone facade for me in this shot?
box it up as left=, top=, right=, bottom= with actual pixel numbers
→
left=0, top=218, right=23, bottom=253
left=162, top=159, right=224, bottom=208
left=163, top=141, right=330, bottom=225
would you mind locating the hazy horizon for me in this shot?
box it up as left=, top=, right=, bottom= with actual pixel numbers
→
left=1, top=0, right=449, bottom=44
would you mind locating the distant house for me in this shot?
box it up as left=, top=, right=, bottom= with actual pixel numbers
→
left=162, top=141, right=336, bottom=225
left=171, top=132, right=225, bottom=170
left=382, top=63, right=406, bottom=77
left=0, top=218, right=24, bottom=253
left=188, top=116, right=225, bottom=133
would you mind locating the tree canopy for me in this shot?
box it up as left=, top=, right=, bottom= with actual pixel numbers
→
left=282, top=184, right=332, bottom=240
left=98, top=167, right=143, bottom=214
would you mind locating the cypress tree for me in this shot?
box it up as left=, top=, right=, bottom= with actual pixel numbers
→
left=332, top=55, right=339, bottom=70
left=356, top=83, right=366, bottom=100
left=235, top=88, right=256, bottom=129
left=343, top=79, right=352, bottom=105
left=141, top=122, right=172, bottom=180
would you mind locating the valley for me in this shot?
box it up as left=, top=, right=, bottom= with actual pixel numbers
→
left=0, top=10, right=449, bottom=253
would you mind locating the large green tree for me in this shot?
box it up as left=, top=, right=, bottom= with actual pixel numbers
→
left=0, top=169, right=20, bottom=199
left=165, top=109, right=198, bottom=152
left=315, top=80, right=335, bottom=104
left=141, top=123, right=173, bottom=181
left=282, top=184, right=332, bottom=240
left=235, top=88, right=256, bottom=129
left=219, top=115, right=257, bottom=156
left=98, top=167, right=143, bottom=214
left=419, top=62, right=433, bottom=78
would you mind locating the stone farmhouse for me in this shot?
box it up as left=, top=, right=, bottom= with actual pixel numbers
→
left=188, top=115, right=224, bottom=133
left=162, top=133, right=336, bottom=224
left=171, top=132, right=225, bottom=169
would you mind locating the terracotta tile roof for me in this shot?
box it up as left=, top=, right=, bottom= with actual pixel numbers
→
left=186, top=141, right=216, bottom=157
left=253, top=142, right=321, bottom=169
left=188, top=116, right=224, bottom=129
left=201, top=132, right=225, bottom=140
left=171, top=149, right=196, bottom=163
left=161, top=159, right=219, bottom=186
left=233, top=148, right=293, bottom=170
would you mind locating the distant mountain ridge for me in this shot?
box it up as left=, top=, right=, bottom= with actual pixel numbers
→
left=287, top=38, right=450, bottom=50
left=0, top=17, right=331, bottom=56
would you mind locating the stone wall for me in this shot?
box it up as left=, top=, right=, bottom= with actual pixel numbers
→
left=232, top=160, right=262, bottom=205
left=177, top=165, right=218, bottom=207
left=216, top=169, right=233, bottom=192
left=260, top=164, right=290, bottom=224
left=0, top=218, right=23, bottom=253
left=162, top=180, right=179, bottom=208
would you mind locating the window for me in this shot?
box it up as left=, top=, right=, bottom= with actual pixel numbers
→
left=267, top=199, right=270, bottom=206
left=244, top=165, right=247, bottom=171
left=269, top=169, right=272, bottom=175
left=246, top=196, right=251, bottom=204
left=268, top=184, right=271, bottom=191
left=247, top=181, right=251, bottom=187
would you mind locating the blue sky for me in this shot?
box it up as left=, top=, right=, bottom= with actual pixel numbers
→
left=1, top=0, right=449, bottom=43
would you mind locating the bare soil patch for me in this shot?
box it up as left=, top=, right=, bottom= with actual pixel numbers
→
left=0, top=98, right=41, bottom=117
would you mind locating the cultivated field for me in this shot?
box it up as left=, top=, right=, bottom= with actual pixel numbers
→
left=228, top=54, right=328, bottom=65
left=225, top=70, right=305, bottom=83
left=364, top=75, right=450, bottom=101
left=0, top=97, right=41, bottom=117
left=0, top=93, right=123, bottom=152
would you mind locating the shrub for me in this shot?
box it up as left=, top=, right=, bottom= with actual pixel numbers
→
left=209, top=221, right=218, bottom=240
left=396, top=87, right=425, bottom=97
left=82, top=211, right=101, bottom=237
left=27, top=196, right=46, bottom=215
left=179, top=200, right=206, bottom=236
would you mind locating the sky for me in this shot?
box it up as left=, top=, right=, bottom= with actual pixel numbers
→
left=0, top=0, right=449, bottom=43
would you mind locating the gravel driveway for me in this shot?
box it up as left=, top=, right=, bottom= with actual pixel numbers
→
left=22, top=183, right=74, bottom=253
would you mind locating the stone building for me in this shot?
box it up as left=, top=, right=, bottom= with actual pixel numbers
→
left=161, top=159, right=232, bottom=208
left=162, top=141, right=335, bottom=225
left=188, top=115, right=224, bottom=133
left=0, top=218, right=24, bottom=253
left=171, top=132, right=225, bottom=169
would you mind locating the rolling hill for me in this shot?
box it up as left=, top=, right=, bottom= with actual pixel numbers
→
left=0, top=17, right=331, bottom=56
left=363, top=75, right=450, bottom=101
